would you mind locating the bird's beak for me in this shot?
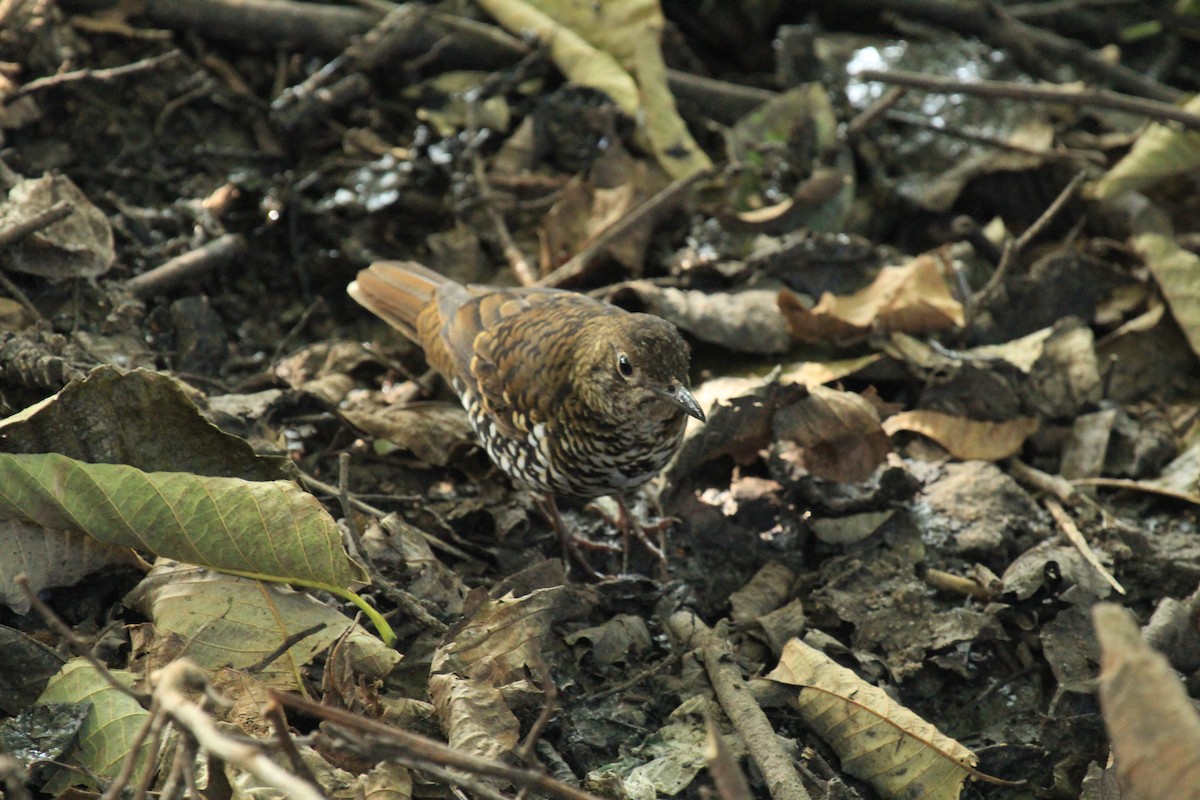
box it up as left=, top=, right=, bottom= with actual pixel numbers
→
left=664, top=385, right=706, bottom=422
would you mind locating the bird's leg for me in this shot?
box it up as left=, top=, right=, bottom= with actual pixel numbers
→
left=615, top=496, right=672, bottom=582
left=535, top=494, right=605, bottom=580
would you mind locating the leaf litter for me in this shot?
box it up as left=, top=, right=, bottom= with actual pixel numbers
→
left=2, top=2, right=1200, bottom=799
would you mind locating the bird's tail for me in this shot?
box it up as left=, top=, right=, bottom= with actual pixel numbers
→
left=348, top=261, right=448, bottom=341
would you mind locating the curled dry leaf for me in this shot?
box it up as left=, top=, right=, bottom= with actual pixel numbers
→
left=1134, top=233, right=1200, bottom=361
left=779, top=250, right=965, bottom=346
left=475, top=0, right=710, bottom=178
left=883, top=410, right=1039, bottom=461
left=0, top=366, right=289, bottom=481
left=610, top=281, right=791, bottom=354
left=429, top=586, right=566, bottom=760
left=1093, top=602, right=1200, bottom=800
left=774, top=385, right=892, bottom=483
left=341, top=400, right=475, bottom=467
left=0, top=172, right=115, bottom=280
left=1089, top=94, right=1200, bottom=200
left=766, top=638, right=985, bottom=800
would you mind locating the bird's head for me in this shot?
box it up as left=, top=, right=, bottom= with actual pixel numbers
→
left=576, top=314, right=705, bottom=425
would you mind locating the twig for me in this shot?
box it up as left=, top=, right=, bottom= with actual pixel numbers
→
left=13, top=51, right=184, bottom=99
left=0, top=200, right=74, bottom=248
left=515, top=654, right=558, bottom=763
left=1044, top=497, right=1125, bottom=595
left=667, top=611, right=811, bottom=800
left=299, top=470, right=478, bottom=565
left=1070, top=477, right=1200, bottom=507
left=98, top=703, right=163, bottom=800
left=0, top=271, right=48, bottom=326
left=17, top=575, right=145, bottom=703
left=471, top=150, right=538, bottom=287
left=304, top=464, right=451, bottom=635
left=664, top=69, right=777, bottom=124
left=858, top=69, right=1200, bottom=130
left=273, top=690, right=608, bottom=800
left=883, top=109, right=1103, bottom=163
left=154, top=661, right=326, bottom=800
left=846, top=86, right=907, bottom=139
left=536, top=168, right=710, bottom=288
left=1014, top=170, right=1087, bottom=253
left=244, top=624, right=328, bottom=673
left=264, top=698, right=323, bottom=789
left=336, top=452, right=366, bottom=565
left=584, top=651, right=681, bottom=703
left=0, top=756, right=32, bottom=800
left=125, top=233, right=247, bottom=299
left=1008, top=458, right=1080, bottom=504
left=845, top=0, right=1181, bottom=102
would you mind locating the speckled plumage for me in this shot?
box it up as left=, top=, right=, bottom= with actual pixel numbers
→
left=348, top=261, right=704, bottom=501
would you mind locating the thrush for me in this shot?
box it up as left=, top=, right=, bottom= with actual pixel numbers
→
left=348, top=261, right=705, bottom=575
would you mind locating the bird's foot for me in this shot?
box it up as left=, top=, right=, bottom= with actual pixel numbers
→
left=586, top=497, right=675, bottom=581
left=535, top=496, right=608, bottom=580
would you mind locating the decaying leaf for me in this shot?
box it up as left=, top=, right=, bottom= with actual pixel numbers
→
left=0, top=172, right=115, bottom=280
left=766, top=638, right=980, bottom=800
left=1089, top=94, right=1200, bottom=199
left=585, top=695, right=739, bottom=800
left=126, top=561, right=400, bottom=690
left=1093, top=603, right=1200, bottom=800
left=882, top=410, right=1039, bottom=460
left=773, top=385, right=892, bottom=483
left=475, top=0, right=710, bottom=178
left=0, top=518, right=140, bottom=613
left=779, top=250, right=965, bottom=345
left=429, top=585, right=566, bottom=760
left=609, top=282, right=791, bottom=354
left=35, top=659, right=155, bottom=793
left=342, top=400, right=475, bottom=467
left=0, top=366, right=290, bottom=481
left=1134, top=233, right=1200, bottom=361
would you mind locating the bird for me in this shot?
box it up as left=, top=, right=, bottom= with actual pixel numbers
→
left=348, top=261, right=705, bottom=576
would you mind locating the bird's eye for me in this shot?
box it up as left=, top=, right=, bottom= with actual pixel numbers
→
left=617, top=353, right=633, bottom=377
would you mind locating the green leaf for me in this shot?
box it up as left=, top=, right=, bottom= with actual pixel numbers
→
left=36, top=659, right=154, bottom=793
left=128, top=564, right=401, bottom=689
left=0, top=452, right=368, bottom=588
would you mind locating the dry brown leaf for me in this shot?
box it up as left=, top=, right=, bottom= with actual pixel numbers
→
left=1094, top=603, right=1200, bottom=800
left=766, top=638, right=980, bottom=800
left=1134, top=233, right=1200, bottom=361
left=773, top=385, right=891, bottom=482
left=429, top=586, right=565, bottom=760
left=341, top=400, right=475, bottom=467
left=883, top=410, right=1039, bottom=461
left=779, top=250, right=965, bottom=345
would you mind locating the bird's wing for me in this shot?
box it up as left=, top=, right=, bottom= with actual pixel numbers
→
left=438, top=288, right=613, bottom=438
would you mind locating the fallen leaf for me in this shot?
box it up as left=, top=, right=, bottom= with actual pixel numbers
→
left=1093, top=603, right=1200, bottom=800
left=780, top=250, right=965, bottom=345
left=883, top=411, right=1039, bottom=460
left=767, top=638, right=982, bottom=800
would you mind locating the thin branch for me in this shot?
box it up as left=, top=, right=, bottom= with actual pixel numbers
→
left=535, top=168, right=710, bottom=288
left=273, top=690, right=607, bottom=800
left=14, top=51, right=184, bottom=99
left=0, top=200, right=74, bottom=248
left=1015, top=170, right=1088, bottom=253
left=858, top=69, right=1200, bottom=131
left=125, top=234, right=247, bottom=299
